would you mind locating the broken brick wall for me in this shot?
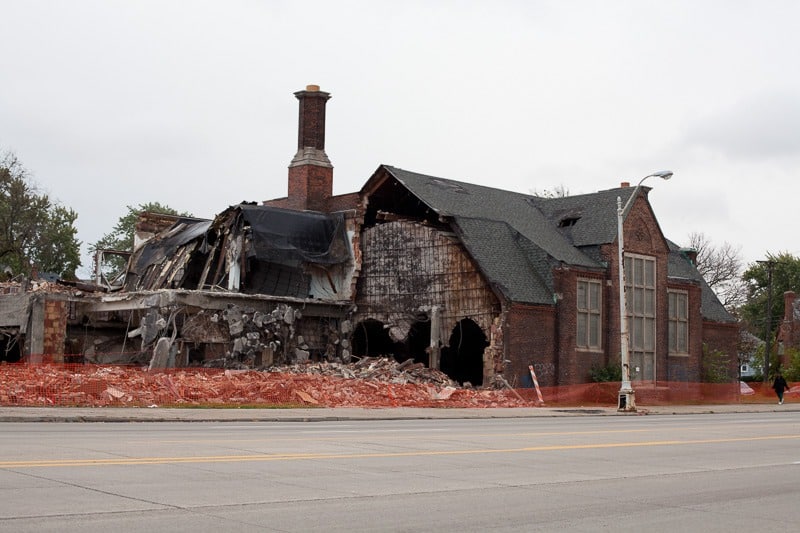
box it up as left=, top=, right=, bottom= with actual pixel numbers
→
left=42, top=299, right=68, bottom=362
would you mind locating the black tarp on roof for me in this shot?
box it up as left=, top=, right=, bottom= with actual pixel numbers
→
left=237, top=205, right=350, bottom=267
left=124, top=205, right=351, bottom=294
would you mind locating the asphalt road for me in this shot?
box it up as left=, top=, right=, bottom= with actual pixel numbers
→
left=1, top=412, right=799, bottom=532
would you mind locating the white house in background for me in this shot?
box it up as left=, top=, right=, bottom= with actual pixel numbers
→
left=739, top=331, right=762, bottom=379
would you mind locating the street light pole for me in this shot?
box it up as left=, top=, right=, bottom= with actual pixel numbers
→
left=617, top=170, right=672, bottom=411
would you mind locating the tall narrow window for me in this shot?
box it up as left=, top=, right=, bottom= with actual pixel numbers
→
left=624, top=255, right=656, bottom=380
left=577, top=279, right=602, bottom=349
left=668, top=290, right=689, bottom=354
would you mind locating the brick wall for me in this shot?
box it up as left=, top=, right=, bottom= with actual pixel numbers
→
left=666, top=281, right=703, bottom=382
left=326, top=192, right=360, bottom=213
left=505, top=303, right=557, bottom=387
left=42, top=299, right=67, bottom=362
left=552, top=267, right=607, bottom=385
left=702, top=321, right=740, bottom=380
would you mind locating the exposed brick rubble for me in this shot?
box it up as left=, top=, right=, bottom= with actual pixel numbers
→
left=268, top=357, right=459, bottom=387
left=0, top=358, right=537, bottom=408
left=1, top=280, right=80, bottom=295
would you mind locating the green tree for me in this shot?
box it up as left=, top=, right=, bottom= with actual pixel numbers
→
left=0, top=152, right=81, bottom=279
left=92, top=202, right=192, bottom=276
left=740, top=252, right=800, bottom=340
left=748, top=339, right=781, bottom=382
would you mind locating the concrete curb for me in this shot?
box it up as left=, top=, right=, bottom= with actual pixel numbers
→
left=1, top=404, right=798, bottom=423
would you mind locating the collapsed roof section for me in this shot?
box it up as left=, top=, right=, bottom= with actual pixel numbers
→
left=124, top=204, right=354, bottom=300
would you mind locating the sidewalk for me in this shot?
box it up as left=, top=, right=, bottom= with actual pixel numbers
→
left=1, top=403, right=798, bottom=423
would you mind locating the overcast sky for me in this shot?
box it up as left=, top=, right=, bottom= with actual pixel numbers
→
left=2, top=0, right=799, bottom=277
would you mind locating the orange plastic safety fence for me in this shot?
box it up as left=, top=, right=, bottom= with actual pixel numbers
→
left=0, top=362, right=790, bottom=409
left=0, top=363, right=529, bottom=408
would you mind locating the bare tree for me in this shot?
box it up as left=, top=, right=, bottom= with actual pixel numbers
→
left=688, top=232, right=746, bottom=311
left=530, top=184, right=570, bottom=198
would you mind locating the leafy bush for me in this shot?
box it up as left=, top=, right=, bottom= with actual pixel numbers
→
left=589, top=362, right=622, bottom=383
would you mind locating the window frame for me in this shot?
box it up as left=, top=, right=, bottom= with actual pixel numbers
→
left=576, top=277, right=603, bottom=351
left=624, top=253, right=657, bottom=380
left=668, top=289, right=689, bottom=355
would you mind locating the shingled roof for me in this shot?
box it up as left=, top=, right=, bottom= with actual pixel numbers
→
left=379, top=165, right=606, bottom=305
left=666, top=240, right=736, bottom=323
left=375, top=165, right=734, bottom=323
left=529, top=186, right=639, bottom=247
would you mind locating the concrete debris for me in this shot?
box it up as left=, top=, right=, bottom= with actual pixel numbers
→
left=148, top=337, right=173, bottom=370
left=105, top=386, right=125, bottom=399
left=430, top=386, right=457, bottom=400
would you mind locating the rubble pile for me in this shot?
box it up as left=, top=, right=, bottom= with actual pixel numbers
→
left=2, top=280, right=60, bottom=295
left=268, top=356, right=460, bottom=387
left=0, top=360, right=535, bottom=408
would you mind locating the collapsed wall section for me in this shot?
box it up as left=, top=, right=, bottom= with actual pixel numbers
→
left=354, top=220, right=503, bottom=383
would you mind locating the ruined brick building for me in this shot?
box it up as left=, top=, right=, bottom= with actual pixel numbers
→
left=0, top=85, right=738, bottom=389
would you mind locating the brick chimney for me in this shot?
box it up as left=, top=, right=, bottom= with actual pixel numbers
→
left=784, top=291, right=796, bottom=321
left=679, top=247, right=698, bottom=266
left=287, top=85, right=333, bottom=211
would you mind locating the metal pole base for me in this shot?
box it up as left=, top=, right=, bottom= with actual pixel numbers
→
left=618, top=390, right=637, bottom=412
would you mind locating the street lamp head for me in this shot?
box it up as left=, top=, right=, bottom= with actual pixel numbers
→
left=633, top=170, right=673, bottom=190
left=651, top=170, right=673, bottom=180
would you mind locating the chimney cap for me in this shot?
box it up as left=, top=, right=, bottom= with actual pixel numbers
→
left=306, top=84, right=320, bottom=92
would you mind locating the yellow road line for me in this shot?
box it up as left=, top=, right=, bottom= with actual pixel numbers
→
left=146, top=428, right=658, bottom=445
left=1, top=434, right=797, bottom=468
left=142, top=420, right=798, bottom=446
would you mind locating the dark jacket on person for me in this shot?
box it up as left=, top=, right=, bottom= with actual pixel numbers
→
left=773, top=375, right=789, bottom=392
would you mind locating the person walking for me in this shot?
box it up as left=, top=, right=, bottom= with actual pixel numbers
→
left=772, top=372, right=790, bottom=405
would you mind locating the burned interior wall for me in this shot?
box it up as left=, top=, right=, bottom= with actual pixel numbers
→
left=354, top=220, right=503, bottom=380
left=0, top=290, right=86, bottom=364
left=0, top=291, right=30, bottom=362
